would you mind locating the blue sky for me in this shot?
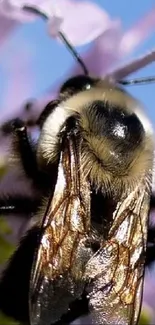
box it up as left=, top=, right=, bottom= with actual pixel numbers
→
left=0, top=0, right=155, bottom=123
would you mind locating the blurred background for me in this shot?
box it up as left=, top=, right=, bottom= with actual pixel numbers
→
left=0, top=0, right=155, bottom=324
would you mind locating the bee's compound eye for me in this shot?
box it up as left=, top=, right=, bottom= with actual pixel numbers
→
left=108, top=110, right=144, bottom=148
left=86, top=100, right=146, bottom=175
left=60, top=75, right=96, bottom=96
left=92, top=101, right=144, bottom=149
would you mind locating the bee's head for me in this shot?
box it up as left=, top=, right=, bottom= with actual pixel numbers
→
left=37, top=76, right=154, bottom=197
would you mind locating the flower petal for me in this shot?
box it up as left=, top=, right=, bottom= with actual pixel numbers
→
left=62, top=27, right=122, bottom=77
left=0, top=0, right=121, bottom=47
left=57, top=9, right=155, bottom=78
left=120, top=9, right=155, bottom=55
left=0, top=0, right=35, bottom=22
left=0, top=14, right=19, bottom=47
left=48, top=0, right=120, bottom=46
left=108, top=50, right=155, bottom=80
left=47, top=16, right=63, bottom=38
left=0, top=47, right=35, bottom=123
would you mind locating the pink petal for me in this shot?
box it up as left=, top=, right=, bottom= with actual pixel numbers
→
left=57, top=9, right=155, bottom=78
left=23, top=0, right=121, bottom=47
left=60, top=27, right=122, bottom=77
left=108, top=50, right=155, bottom=80
left=0, top=0, right=121, bottom=47
left=0, top=0, right=59, bottom=22
left=0, top=14, right=20, bottom=46
left=120, top=9, right=155, bottom=55
left=0, top=0, right=36, bottom=22
left=48, top=0, right=121, bottom=46
left=0, top=47, right=35, bottom=123
left=0, top=1, right=40, bottom=47
left=47, top=16, right=63, bottom=38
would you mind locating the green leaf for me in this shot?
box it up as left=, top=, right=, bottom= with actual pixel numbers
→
left=0, top=216, right=12, bottom=235
left=0, top=235, right=15, bottom=264
left=0, top=312, right=19, bottom=325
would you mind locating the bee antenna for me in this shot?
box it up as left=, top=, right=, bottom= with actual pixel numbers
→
left=58, top=31, right=89, bottom=76
left=118, top=76, right=155, bottom=86
left=23, top=5, right=48, bottom=19
left=23, top=5, right=89, bottom=76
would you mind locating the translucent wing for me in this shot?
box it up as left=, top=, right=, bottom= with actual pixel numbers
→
left=85, top=184, right=150, bottom=325
left=29, top=128, right=91, bottom=325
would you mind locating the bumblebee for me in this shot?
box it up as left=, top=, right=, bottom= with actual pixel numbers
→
left=0, top=72, right=154, bottom=325
left=0, top=6, right=155, bottom=325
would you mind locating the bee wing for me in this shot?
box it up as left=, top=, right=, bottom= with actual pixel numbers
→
left=85, top=184, right=150, bottom=325
left=29, top=130, right=91, bottom=325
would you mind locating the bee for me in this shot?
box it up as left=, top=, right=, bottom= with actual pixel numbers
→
left=0, top=7, right=155, bottom=325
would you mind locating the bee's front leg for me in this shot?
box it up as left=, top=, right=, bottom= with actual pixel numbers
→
left=3, top=118, right=53, bottom=189
left=11, top=118, right=39, bottom=181
left=0, top=195, right=40, bottom=216
left=145, top=194, right=155, bottom=266
left=0, top=226, right=40, bottom=324
left=146, top=226, right=155, bottom=266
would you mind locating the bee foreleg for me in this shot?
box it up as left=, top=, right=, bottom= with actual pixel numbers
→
left=11, top=118, right=52, bottom=189
left=150, top=195, right=155, bottom=209
left=146, top=226, right=155, bottom=266
left=0, top=226, right=40, bottom=323
left=12, top=118, right=39, bottom=181
left=0, top=195, right=40, bottom=216
left=146, top=245, right=155, bottom=266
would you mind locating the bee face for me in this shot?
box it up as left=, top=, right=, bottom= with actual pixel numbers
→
left=37, top=77, right=154, bottom=197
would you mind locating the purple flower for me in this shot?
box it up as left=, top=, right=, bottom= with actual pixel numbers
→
left=47, top=0, right=120, bottom=45
left=0, top=46, right=36, bottom=124
left=65, top=9, right=155, bottom=78
left=0, top=1, right=155, bottom=124
left=0, top=0, right=120, bottom=45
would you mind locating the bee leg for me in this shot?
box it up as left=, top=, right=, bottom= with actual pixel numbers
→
left=150, top=195, right=155, bottom=209
left=145, top=194, right=155, bottom=266
left=146, top=245, right=155, bottom=266
left=147, top=226, right=155, bottom=244
left=0, top=102, right=35, bottom=135
left=12, top=118, right=39, bottom=181
left=0, top=226, right=40, bottom=323
left=0, top=196, right=40, bottom=216
left=146, top=226, right=155, bottom=266
left=11, top=118, right=56, bottom=189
